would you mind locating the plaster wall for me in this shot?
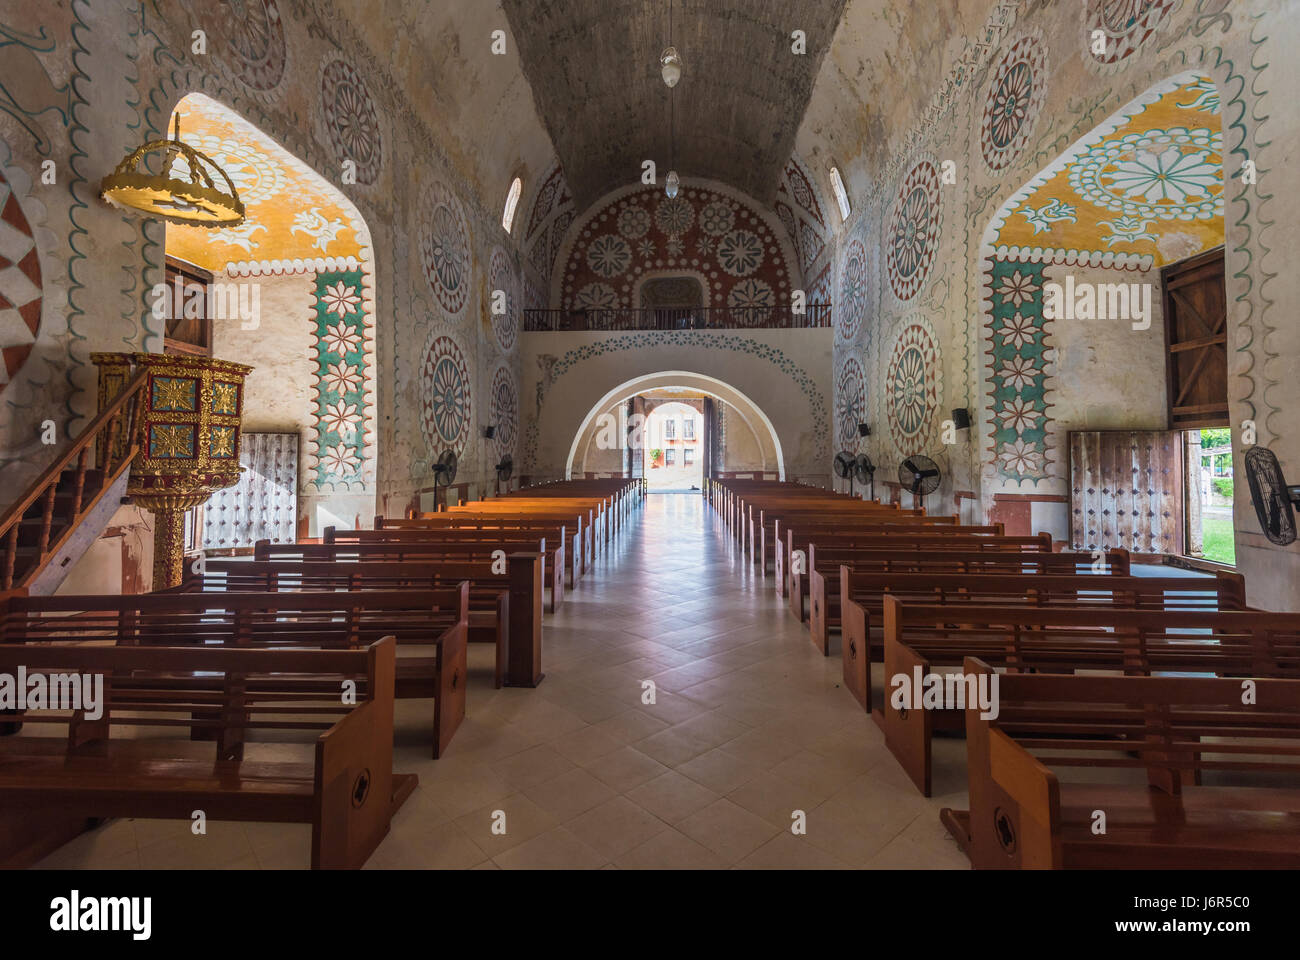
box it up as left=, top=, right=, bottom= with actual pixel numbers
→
left=522, top=328, right=833, bottom=486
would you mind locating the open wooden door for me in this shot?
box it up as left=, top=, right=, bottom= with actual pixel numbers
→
left=1163, top=247, right=1228, bottom=429
left=1068, top=430, right=1184, bottom=555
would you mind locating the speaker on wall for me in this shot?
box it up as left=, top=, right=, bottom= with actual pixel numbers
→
left=483, top=425, right=496, bottom=439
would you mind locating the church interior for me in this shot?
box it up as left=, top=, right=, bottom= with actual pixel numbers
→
left=0, top=0, right=1298, bottom=887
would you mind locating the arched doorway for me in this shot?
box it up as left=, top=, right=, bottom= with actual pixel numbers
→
left=976, top=71, right=1226, bottom=562
left=564, top=371, right=784, bottom=486
left=162, top=92, right=376, bottom=544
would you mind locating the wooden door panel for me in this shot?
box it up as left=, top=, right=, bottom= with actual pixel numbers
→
left=1069, top=430, right=1184, bottom=555
left=1163, top=248, right=1227, bottom=429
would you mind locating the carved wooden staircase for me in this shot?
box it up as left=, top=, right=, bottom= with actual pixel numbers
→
left=0, top=369, right=148, bottom=592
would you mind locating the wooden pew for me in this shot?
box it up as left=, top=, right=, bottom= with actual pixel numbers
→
left=179, top=554, right=547, bottom=689
left=954, top=659, right=1300, bottom=868
left=0, top=587, right=470, bottom=757
left=781, top=529, right=1048, bottom=607
left=878, top=593, right=1284, bottom=796
left=821, top=547, right=1130, bottom=661
left=375, top=517, right=576, bottom=597
left=782, top=522, right=1011, bottom=610
left=0, top=637, right=410, bottom=869
left=759, top=506, right=935, bottom=579
left=443, top=499, right=603, bottom=559
left=261, top=532, right=567, bottom=615
left=753, top=501, right=924, bottom=570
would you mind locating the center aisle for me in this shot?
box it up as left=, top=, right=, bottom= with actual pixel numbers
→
left=375, top=493, right=968, bottom=869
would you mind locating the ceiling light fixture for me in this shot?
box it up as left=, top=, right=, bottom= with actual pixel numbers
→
left=660, top=46, right=682, bottom=88
left=100, top=114, right=245, bottom=227
left=663, top=0, right=679, bottom=198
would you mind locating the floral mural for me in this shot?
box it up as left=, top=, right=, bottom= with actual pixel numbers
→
left=557, top=182, right=795, bottom=312
left=884, top=317, right=943, bottom=459
left=311, top=267, right=370, bottom=488
left=985, top=260, right=1052, bottom=483
left=419, top=333, right=471, bottom=457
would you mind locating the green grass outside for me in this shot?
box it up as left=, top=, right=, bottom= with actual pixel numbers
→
left=1194, top=515, right=1236, bottom=565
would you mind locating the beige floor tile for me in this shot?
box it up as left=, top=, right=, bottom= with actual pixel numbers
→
left=677, top=799, right=780, bottom=863
left=488, top=743, right=578, bottom=790
left=676, top=747, right=765, bottom=794
left=614, top=828, right=728, bottom=869
left=455, top=793, right=559, bottom=857
left=726, top=769, right=835, bottom=830
left=492, top=827, right=608, bottom=869
left=734, top=832, right=854, bottom=870
left=522, top=767, right=618, bottom=821
left=564, top=796, right=670, bottom=858
left=366, top=820, right=486, bottom=870
left=583, top=745, right=671, bottom=792
left=592, top=709, right=671, bottom=744
left=625, top=771, right=720, bottom=823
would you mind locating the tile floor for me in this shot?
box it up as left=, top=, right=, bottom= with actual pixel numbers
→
left=35, top=494, right=970, bottom=870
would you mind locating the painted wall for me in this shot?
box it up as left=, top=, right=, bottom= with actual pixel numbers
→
left=798, top=0, right=1299, bottom=609
left=0, top=0, right=552, bottom=539
left=550, top=178, right=801, bottom=313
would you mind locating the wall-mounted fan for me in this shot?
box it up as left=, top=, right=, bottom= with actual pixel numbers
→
left=495, top=455, right=514, bottom=493
left=898, top=454, right=942, bottom=509
left=1244, top=445, right=1300, bottom=546
left=854, top=454, right=875, bottom=501
left=432, top=449, right=458, bottom=509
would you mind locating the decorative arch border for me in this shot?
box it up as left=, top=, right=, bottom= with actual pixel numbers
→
left=523, top=331, right=827, bottom=475
left=145, top=87, right=379, bottom=496
left=976, top=68, right=1237, bottom=492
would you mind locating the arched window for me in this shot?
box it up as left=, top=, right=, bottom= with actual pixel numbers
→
left=502, top=176, right=523, bottom=233
left=828, top=166, right=851, bottom=222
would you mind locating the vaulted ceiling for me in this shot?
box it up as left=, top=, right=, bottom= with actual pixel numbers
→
left=501, top=0, right=848, bottom=211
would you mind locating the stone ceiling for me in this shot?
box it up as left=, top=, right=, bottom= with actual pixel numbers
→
left=501, top=0, right=848, bottom=211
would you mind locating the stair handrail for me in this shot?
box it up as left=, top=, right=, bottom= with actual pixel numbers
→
left=0, top=368, right=149, bottom=582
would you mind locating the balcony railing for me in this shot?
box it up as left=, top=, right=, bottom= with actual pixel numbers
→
left=523, top=303, right=832, bottom=332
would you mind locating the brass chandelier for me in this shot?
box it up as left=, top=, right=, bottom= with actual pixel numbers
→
left=100, top=115, right=245, bottom=228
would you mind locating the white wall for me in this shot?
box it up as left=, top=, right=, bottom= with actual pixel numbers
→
left=521, top=328, right=834, bottom=485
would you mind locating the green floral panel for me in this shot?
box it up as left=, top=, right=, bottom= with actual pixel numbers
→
left=312, top=269, right=368, bottom=486
left=988, top=259, right=1051, bottom=482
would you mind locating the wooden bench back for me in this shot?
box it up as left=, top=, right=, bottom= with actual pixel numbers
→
left=0, top=636, right=393, bottom=761
left=256, top=538, right=548, bottom=561
left=856, top=569, right=1243, bottom=612
left=837, top=548, right=1126, bottom=578
left=962, top=656, right=1300, bottom=868
left=883, top=597, right=1298, bottom=677
left=0, top=587, right=468, bottom=649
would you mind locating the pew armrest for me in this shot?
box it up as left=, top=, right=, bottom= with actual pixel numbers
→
left=984, top=728, right=1062, bottom=870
